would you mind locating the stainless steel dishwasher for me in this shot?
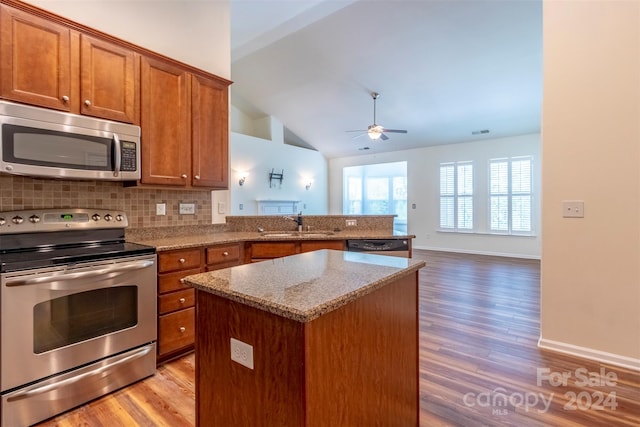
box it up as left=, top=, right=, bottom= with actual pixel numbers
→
left=346, top=239, right=410, bottom=258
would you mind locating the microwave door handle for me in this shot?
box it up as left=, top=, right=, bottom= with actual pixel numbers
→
left=113, top=132, right=121, bottom=177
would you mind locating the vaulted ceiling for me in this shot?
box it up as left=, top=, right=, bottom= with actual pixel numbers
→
left=230, top=0, right=542, bottom=159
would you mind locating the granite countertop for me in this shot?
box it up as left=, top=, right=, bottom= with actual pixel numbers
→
left=183, top=249, right=425, bottom=323
left=131, top=230, right=414, bottom=252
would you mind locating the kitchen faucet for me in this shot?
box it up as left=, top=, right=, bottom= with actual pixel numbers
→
left=283, top=212, right=303, bottom=232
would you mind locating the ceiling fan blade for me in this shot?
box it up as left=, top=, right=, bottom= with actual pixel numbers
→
left=380, top=133, right=389, bottom=141
left=382, top=129, right=408, bottom=134
left=351, top=133, right=368, bottom=140
left=346, top=129, right=367, bottom=133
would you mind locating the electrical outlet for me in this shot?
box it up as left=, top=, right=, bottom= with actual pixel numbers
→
left=562, top=201, right=584, bottom=218
left=218, top=202, right=226, bottom=214
left=179, top=203, right=195, bottom=215
left=230, top=338, right=254, bottom=369
left=346, top=219, right=357, bottom=227
left=156, top=203, right=166, bottom=216
left=239, top=203, right=244, bottom=210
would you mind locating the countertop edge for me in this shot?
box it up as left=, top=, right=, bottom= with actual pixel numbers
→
left=131, top=231, right=416, bottom=252
left=185, top=259, right=425, bottom=323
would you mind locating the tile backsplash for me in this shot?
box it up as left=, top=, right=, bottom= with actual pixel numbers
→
left=0, top=175, right=212, bottom=229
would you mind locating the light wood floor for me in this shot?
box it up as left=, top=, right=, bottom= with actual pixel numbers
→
left=36, top=250, right=640, bottom=427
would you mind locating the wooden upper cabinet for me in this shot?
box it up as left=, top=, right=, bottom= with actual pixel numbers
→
left=80, top=35, right=139, bottom=123
left=0, top=4, right=74, bottom=111
left=0, top=4, right=139, bottom=123
left=140, top=56, right=190, bottom=186
left=140, top=55, right=231, bottom=189
left=191, top=74, right=229, bottom=189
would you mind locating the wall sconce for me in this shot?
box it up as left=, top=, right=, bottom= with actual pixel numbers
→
left=238, top=172, right=249, bottom=186
left=305, top=178, right=314, bottom=191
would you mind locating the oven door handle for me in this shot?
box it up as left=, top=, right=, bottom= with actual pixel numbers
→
left=5, top=345, right=153, bottom=401
left=5, top=259, right=155, bottom=286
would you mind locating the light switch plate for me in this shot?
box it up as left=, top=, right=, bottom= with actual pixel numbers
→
left=217, top=202, right=226, bottom=214
left=562, top=201, right=584, bottom=218
left=156, top=203, right=166, bottom=216
left=230, top=338, right=254, bottom=369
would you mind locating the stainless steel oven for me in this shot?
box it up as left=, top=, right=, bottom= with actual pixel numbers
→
left=0, top=209, right=156, bottom=426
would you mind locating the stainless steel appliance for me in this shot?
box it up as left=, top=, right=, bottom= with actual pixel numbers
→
left=0, top=209, right=156, bottom=426
left=346, top=239, right=410, bottom=258
left=0, top=100, right=141, bottom=181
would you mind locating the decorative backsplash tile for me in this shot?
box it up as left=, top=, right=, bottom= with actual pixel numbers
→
left=0, top=175, right=213, bottom=229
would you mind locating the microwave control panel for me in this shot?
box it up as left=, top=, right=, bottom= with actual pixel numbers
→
left=121, top=141, right=137, bottom=171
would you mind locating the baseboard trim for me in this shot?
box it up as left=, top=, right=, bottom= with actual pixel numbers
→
left=538, top=337, right=640, bottom=372
left=412, top=245, right=541, bottom=260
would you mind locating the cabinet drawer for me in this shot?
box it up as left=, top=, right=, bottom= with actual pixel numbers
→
left=206, top=244, right=240, bottom=265
left=158, top=307, right=195, bottom=356
left=158, top=248, right=201, bottom=273
left=158, top=289, right=195, bottom=315
left=250, top=242, right=298, bottom=258
left=158, top=268, right=201, bottom=294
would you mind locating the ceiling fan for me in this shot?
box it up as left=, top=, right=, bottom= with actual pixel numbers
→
left=346, top=92, right=408, bottom=141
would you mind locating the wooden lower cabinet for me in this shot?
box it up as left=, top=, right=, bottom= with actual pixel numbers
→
left=156, top=240, right=346, bottom=361
left=157, top=248, right=202, bottom=362
left=247, top=240, right=346, bottom=262
left=156, top=243, right=242, bottom=363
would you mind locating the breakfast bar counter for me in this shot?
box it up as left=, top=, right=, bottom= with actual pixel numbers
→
left=184, top=249, right=425, bottom=427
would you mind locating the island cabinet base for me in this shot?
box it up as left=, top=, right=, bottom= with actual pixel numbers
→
left=195, top=273, right=419, bottom=427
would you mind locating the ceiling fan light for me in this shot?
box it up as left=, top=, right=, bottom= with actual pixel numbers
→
left=368, top=129, right=382, bottom=140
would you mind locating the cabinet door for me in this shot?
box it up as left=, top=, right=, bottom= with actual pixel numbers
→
left=191, top=74, right=229, bottom=189
left=140, top=56, right=190, bottom=185
left=300, top=240, right=345, bottom=253
left=80, top=35, right=138, bottom=123
left=0, top=5, right=74, bottom=111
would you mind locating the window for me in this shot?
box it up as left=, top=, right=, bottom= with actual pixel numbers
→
left=490, top=156, right=532, bottom=233
left=343, top=162, right=407, bottom=233
left=439, top=161, right=473, bottom=231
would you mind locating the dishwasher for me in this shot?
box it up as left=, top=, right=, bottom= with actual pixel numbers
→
left=346, top=239, right=410, bottom=258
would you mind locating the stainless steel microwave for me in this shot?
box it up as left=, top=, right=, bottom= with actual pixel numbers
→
left=0, top=100, right=141, bottom=181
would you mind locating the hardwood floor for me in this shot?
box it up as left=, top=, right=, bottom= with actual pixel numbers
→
left=36, top=250, right=640, bottom=427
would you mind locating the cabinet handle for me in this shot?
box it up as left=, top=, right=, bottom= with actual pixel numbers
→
left=84, top=100, right=91, bottom=106
left=62, top=95, right=69, bottom=102
left=195, top=175, right=200, bottom=180
left=222, top=251, right=229, bottom=256
left=181, top=174, right=187, bottom=179
left=179, top=327, right=186, bottom=333
left=179, top=258, right=186, bottom=264
left=179, top=298, right=186, bottom=304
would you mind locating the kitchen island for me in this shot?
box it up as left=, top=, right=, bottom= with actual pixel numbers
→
left=184, top=249, right=425, bottom=427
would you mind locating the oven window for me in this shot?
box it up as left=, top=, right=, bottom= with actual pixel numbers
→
left=33, top=286, right=137, bottom=354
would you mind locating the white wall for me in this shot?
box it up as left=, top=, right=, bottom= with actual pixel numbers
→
left=540, top=0, right=640, bottom=369
left=23, top=0, right=230, bottom=79
left=329, top=134, right=541, bottom=258
left=229, top=133, right=328, bottom=216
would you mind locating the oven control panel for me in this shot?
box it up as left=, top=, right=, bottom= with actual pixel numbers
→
left=0, top=208, right=128, bottom=234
